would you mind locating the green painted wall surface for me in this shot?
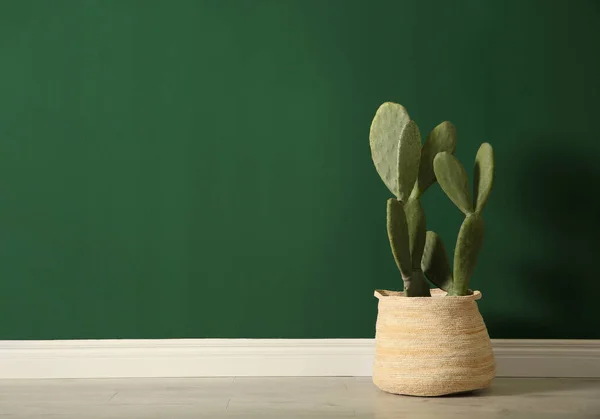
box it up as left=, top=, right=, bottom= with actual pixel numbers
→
left=0, top=0, right=598, bottom=340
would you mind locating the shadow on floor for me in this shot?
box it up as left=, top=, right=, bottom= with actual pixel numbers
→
left=481, top=377, right=600, bottom=397
left=371, top=377, right=600, bottom=400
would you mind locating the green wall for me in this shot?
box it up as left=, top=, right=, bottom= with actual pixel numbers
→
left=1, top=0, right=598, bottom=340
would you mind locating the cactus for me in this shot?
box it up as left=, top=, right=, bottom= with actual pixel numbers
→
left=370, top=102, right=494, bottom=297
left=386, top=198, right=412, bottom=282
left=369, top=102, right=412, bottom=200
left=432, top=152, right=473, bottom=215
left=430, top=143, right=495, bottom=296
left=421, top=231, right=454, bottom=293
left=370, top=103, right=457, bottom=296
left=473, top=143, right=495, bottom=212
left=411, top=121, right=457, bottom=198
left=422, top=230, right=474, bottom=295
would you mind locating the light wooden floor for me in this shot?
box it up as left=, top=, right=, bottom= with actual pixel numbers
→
left=0, top=377, right=599, bottom=418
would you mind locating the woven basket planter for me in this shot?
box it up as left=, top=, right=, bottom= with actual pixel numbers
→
left=372, top=288, right=496, bottom=396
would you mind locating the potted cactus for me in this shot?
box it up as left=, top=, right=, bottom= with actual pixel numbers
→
left=369, top=102, right=496, bottom=396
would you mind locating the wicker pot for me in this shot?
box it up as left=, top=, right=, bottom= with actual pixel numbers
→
left=372, top=288, right=496, bottom=396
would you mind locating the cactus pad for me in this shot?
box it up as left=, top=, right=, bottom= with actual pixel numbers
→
left=404, top=197, right=426, bottom=270
left=433, top=152, right=473, bottom=215
left=473, top=143, right=495, bottom=213
left=451, top=214, right=484, bottom=296
left=396, top=120, right=422, bottom=202
left=422, top=231, right=454, bottom=292
left=386, top=198, right=412, bottom=282
left=369, top=102, right=411, bottom=198
left=405, top=270, right=432, bottom=297
left=414, top=121, right=457, bottom=197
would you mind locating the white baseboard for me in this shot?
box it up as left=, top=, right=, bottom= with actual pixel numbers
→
left=0, top=339, right=598, bottom=379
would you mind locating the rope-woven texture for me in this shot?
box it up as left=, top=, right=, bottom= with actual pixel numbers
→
left=372, top=288, right=496, bottom=396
